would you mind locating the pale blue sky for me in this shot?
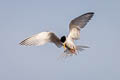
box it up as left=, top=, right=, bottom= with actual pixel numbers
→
left=0, top=0, right=120, bottom=80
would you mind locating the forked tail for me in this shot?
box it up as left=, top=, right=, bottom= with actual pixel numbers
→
left=58, top=45, right=90, bottom=59
left=76, top=45, right=90, bottom=52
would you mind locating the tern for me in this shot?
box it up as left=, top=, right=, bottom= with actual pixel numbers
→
left=20, top=12, right=94, bottom=56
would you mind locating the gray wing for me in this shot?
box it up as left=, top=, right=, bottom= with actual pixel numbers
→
left=68, top=12, right=94, bottom=40
left=20, top=32, right=62, bottom=48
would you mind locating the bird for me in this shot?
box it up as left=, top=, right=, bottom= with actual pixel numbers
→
left=19, top=12, right=94, bottom=57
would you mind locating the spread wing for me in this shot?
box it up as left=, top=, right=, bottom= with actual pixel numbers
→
left=19, top=32, right=62, bottom=48
left=68, top=12, right=94, bottom=40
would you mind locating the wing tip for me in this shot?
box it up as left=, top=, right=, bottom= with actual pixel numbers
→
left=85, top=12, right=95, bottom=17
left=19, top=39, right=31, bottom=46
left=86, top=12, right=94, bottom=15
left=19, top=40, right=27, bottom=46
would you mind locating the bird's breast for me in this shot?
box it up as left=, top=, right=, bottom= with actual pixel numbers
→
left=65, top=39, right=76, bottom=53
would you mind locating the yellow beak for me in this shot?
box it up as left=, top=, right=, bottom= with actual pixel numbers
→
left=63, top=43, right=66, bottom=50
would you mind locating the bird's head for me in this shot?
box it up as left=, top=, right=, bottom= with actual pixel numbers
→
left=60, top=36, right=66, bottom=43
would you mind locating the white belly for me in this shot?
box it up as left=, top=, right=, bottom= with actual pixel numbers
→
left=65, top=38, right=76, bottom=49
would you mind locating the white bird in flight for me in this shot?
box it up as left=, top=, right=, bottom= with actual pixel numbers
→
left=20, top=12, right=94, bottom=57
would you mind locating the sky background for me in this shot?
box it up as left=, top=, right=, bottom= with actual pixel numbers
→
left=0, top=0, right=120, bottom=80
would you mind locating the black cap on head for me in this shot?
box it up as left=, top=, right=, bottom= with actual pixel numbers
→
left=60, top=36, right=66, bottom=43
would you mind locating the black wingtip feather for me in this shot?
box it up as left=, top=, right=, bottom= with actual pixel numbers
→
left=86, top=12, right=94, bottom=14
left=84, top=12, right=95, bottom=17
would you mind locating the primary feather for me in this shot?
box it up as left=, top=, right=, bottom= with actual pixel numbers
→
left=20, top=32, right=62, bottom=48
left=68, top=12, right=94, bottom=40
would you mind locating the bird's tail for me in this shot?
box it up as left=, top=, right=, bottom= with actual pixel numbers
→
left=76, top=45, right=90, bottom=52
left=57, top=45, right=89, bottom=59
